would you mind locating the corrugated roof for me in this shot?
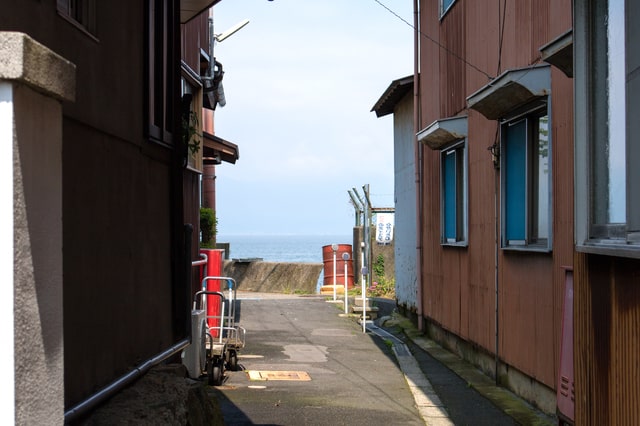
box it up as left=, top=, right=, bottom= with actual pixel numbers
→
left=371, top=75, right=414, bottom=118
left=203, top=132, right=239, bottom=164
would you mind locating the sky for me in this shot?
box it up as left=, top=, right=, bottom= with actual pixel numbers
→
left=211, top=0, right=414, bottom=236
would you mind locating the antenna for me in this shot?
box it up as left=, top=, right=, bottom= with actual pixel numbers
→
left=214, top=19, right=250, bottom=43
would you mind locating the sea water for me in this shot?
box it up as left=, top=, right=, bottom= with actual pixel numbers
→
left=217, top=234, right=352, bottom=292
left=218, top=234, right=352, bottom=263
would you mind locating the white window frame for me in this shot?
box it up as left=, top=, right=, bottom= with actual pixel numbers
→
left=575, top=0, right=640, bottom=258
left=440, top=139, right=468, bottom=246
left=500, top=101, right=552, bottom=252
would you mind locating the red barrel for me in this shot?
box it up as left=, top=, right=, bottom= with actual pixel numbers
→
left=322, top=244, right=354, bottom=288
left=199, top=248, right=225, bottom=333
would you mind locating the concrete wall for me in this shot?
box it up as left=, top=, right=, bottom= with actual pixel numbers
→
left=223, top=260, right=323, bottom=294
left=0, top=32, right=75, bottom=425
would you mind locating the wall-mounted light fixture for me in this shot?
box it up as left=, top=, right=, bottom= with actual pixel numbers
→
left=214, top=19, right=250, bottom=43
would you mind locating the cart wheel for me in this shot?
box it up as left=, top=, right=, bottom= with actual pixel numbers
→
left=227, top=349, right=238, bottom=371
left=208, top=357, right=224, bottom=386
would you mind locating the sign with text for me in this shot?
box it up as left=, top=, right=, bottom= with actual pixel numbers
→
left=375, top=213, right=394, bottom=244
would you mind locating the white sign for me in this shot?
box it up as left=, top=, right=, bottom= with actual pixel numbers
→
left=375, top=213, right=394, bottom=244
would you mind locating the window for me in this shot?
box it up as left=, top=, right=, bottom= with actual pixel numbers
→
left=57, top=0, right=97, bottom=35
left=146, top=0, right=177, bottom=146
left=441, top=141, right=467, bottom=245
left=500, top=105, right=551, bottom=250
left=575, top=0, right=640, bottom=257
left=441, top=0, right=456, bottom=17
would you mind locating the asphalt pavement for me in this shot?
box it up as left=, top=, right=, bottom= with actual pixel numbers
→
left=209, top=292, right=555, bottom=426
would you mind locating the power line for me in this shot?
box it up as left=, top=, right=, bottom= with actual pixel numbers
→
left=371, top=0, right=494, bottom=81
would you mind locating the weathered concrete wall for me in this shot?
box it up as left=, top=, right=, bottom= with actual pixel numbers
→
left=223, top=261, right=323, bottom=294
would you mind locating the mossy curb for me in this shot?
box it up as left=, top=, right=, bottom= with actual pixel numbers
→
left=382, top=313, right=556, bottom=426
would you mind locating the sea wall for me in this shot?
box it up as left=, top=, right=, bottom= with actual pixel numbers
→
left=223, top=260, right=323, bottom=294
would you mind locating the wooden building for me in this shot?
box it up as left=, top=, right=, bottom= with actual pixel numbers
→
left=0, top=0, right=231, bottom=423
left=414, top=0, right=573, bottom=415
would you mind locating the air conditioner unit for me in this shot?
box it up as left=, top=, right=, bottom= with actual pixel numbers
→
left=181, top=309, right=207, bottom=379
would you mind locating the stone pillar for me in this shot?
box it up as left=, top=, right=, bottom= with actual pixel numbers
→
left=0, top=32, right=75, bottom=425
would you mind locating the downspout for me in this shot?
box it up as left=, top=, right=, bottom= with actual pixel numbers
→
left=413, top=0, right=423, bottom=331
left=494, top=145, right=500, bottom=384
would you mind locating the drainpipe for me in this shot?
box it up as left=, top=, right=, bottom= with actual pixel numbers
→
left=64, top=338, right=190, bottom=423
left=413, top=0, right=423, bottom=331
left=494, top=149, right=500, bottom=384
left=65, top=224, right=195, bottom=423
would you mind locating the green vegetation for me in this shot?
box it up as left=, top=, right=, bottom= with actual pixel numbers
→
left=183, top=110, right=201, bottom=155
left=368, top=254, right=396, bottom=299
left=199, top=207, right=217, bottom=248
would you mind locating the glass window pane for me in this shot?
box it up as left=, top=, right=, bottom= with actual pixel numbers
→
left=443, top=150, right=457, bottom=240
left=442, top=0, right=455, bottom=14
left=607, top=0, right=626, bottom=223
left=533, top=115, right=550, bottom=241
left=505, top=120, right=527, bottom=242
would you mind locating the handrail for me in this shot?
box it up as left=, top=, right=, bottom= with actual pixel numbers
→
left=191, top=252, right=208, bottom=267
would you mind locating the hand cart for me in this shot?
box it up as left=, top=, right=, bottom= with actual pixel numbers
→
left=182, top=276, right=246, bottom=386
left=204, top=276, right=246, bottom=373
left=182, top=289, right=226, bottom=385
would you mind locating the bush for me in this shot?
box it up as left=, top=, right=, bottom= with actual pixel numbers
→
left=369, top=276, right=396, bottom=299
left=373, top=254, right=385, bottom=279
left=200, top=208, right=217, bottom=248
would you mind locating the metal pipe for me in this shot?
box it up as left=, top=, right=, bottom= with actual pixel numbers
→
left=362, top=184, right=372, bottom=287
left=413, top=0, right=424, bottom=331
left=494, top=140, right=500, bottom=385
left=64, top=338, right=190, bottom=423
left=332, top=245, right=338, bottom=301
left=348, top=190, right=363, bottom=226
left=66, top=251, right=213, bottom=423
left=343, top=253, right=350, bottom=315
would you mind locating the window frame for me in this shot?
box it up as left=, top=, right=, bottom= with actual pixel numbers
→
left=440, top=0, right=457, bottom=18
left=500, top=100, right=552, bottom=252
left=145, top=0, right=177, bottom=148
left=440, top=139, right=468, bottom=246
left=57, top=0, right=98, bottom=38
left=575, top=0, right=640, bottom=258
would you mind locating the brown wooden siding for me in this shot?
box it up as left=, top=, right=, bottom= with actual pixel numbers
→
left=575, top=253, right=640, bottom=425
left=419, top=0, right=573, bottom=393
left=181, top=12, right=208, bottom=74
left=439, top=4, right=466, bottom=117
left=184, top=169, right=201, bottom=295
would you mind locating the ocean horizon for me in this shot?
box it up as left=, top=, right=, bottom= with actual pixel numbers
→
left=217, top=234, right=353, bottom=264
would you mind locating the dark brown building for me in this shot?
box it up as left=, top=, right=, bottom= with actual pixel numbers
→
left=0, top=0, right=230, bottom=423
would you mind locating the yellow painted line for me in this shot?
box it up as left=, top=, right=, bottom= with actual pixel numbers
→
left=247, top=371, right=312, bottom=381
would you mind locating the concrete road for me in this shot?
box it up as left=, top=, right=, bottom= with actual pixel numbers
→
left=209, top=293, right=425, bottom=425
